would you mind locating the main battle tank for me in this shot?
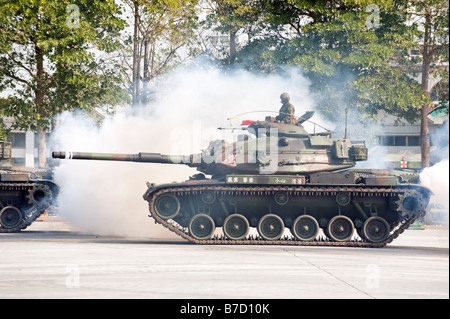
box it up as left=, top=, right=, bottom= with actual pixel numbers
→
left=0, top=141, right=59, bottom=233
left=52, top=112, right=431, bottom=247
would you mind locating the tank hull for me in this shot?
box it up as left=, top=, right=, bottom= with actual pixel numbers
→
left=143, top=170, right=431, bottom=247
left=1, top=142, right=59, bottom=232
left=0, top=174, right=59, bottom=233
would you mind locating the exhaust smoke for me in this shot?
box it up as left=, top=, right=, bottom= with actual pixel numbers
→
left=52, top=65, right=318, bottom=238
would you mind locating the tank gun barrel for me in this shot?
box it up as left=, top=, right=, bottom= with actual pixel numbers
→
left=52, top=151, right=196, bottom=166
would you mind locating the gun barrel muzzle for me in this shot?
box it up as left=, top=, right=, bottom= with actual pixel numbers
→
left=52, top=151, right=64, bottom=159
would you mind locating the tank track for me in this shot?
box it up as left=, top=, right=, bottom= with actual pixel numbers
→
left=146, top=184, right=427, bottom=248
left=0, top=182, right=52, bottom=233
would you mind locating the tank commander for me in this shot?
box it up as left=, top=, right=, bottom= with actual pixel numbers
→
left=276, top=92, right=296, bottom=124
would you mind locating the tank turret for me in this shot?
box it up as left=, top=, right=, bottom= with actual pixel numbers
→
left=52, top=110, right=430, bottom=247
left=53, top=112, right=368, bottom=178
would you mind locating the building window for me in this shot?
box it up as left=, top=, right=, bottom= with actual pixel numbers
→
left=408, top=136, right=420, bottom=146
left=394, top=136, right=406, bottom=146
left=380, top=136, right=394, bottom=146
left=11, top=158, right=25, bottom=166
left=378, top=135, right=421, bottom=146
left=7, top=133, right=26, bottom=148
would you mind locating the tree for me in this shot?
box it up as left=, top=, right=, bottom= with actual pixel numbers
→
left=408, top=0, right=449, bottom=168
left=203, top=0, right=262, bottom=63
left=0, top=0, right=128, bottom=167
left=205, top=0, right=431, bottom=134
left=235, top=0, right=429, bottom=125
left=0, top=99, right=10, bottom=141
left=124, top=0, right=199, bottom=107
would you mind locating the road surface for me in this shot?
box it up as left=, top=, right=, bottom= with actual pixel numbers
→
left=0, top=221, right=448, bottom=299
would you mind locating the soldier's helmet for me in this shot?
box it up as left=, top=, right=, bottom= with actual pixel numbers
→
left=280, top=92, right=290, bottom=103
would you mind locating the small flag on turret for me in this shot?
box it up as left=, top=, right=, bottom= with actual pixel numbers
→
left=400, top=156, right=408, bottom=168
left=241, top=120, right=255, bottom=126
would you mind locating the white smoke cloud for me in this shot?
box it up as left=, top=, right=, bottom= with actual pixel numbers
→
left=52, top=64, right=320, bottom=238
left=420, top=159, right=450, bottom=211
left=420, top=118, right=449, bottom=220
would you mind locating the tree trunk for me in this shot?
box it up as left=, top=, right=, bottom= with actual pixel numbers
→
left=36, top=126, right=46, bottom=168
left=420, top=9, right=432, bottom=169
left=141, top=38, right=149, bottom=105
left=132, top=1, right=140, bottom=107
left=229, top=30, right=237, bottom=63
left=35, top=45, right=46, bottom=168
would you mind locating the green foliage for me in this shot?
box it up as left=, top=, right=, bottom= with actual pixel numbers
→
left=124, top=0, right=199, bottom=105
left=203, top=0, right=264, bottom=63
left=0, top=99, right=10, bottom=141
left=205, top=0, right=261, bottom=33
left=138, top=0, right=200, bottom=75
left=409, top=0, right=449, bottom=103
left=0, top=0, right=447, bottom=135
left=230, top=0, right=439, bottom=123
left=0, top=0, right=129, bottom=132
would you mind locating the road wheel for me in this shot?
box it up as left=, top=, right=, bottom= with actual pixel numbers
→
left=189, top=214, right=215, bottom=240
left=223, top=214, right=249, bottom=240
left=0, top=206, right=23, bottom=229
left=291, top=215, right=319, bottom=241
left=363, top=217, right=390, bottom=243
left=257, top=214, right=284, bottom=241
left=327, top=216, right=354, bottom=242
left=154, top=194, right=180, bottom=220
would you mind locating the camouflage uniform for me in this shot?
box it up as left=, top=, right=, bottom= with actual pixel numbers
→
left=277, top=93, right=295, bottom=124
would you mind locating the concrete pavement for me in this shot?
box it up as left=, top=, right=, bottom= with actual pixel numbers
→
left=0, top=221, right=448, bottom=299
